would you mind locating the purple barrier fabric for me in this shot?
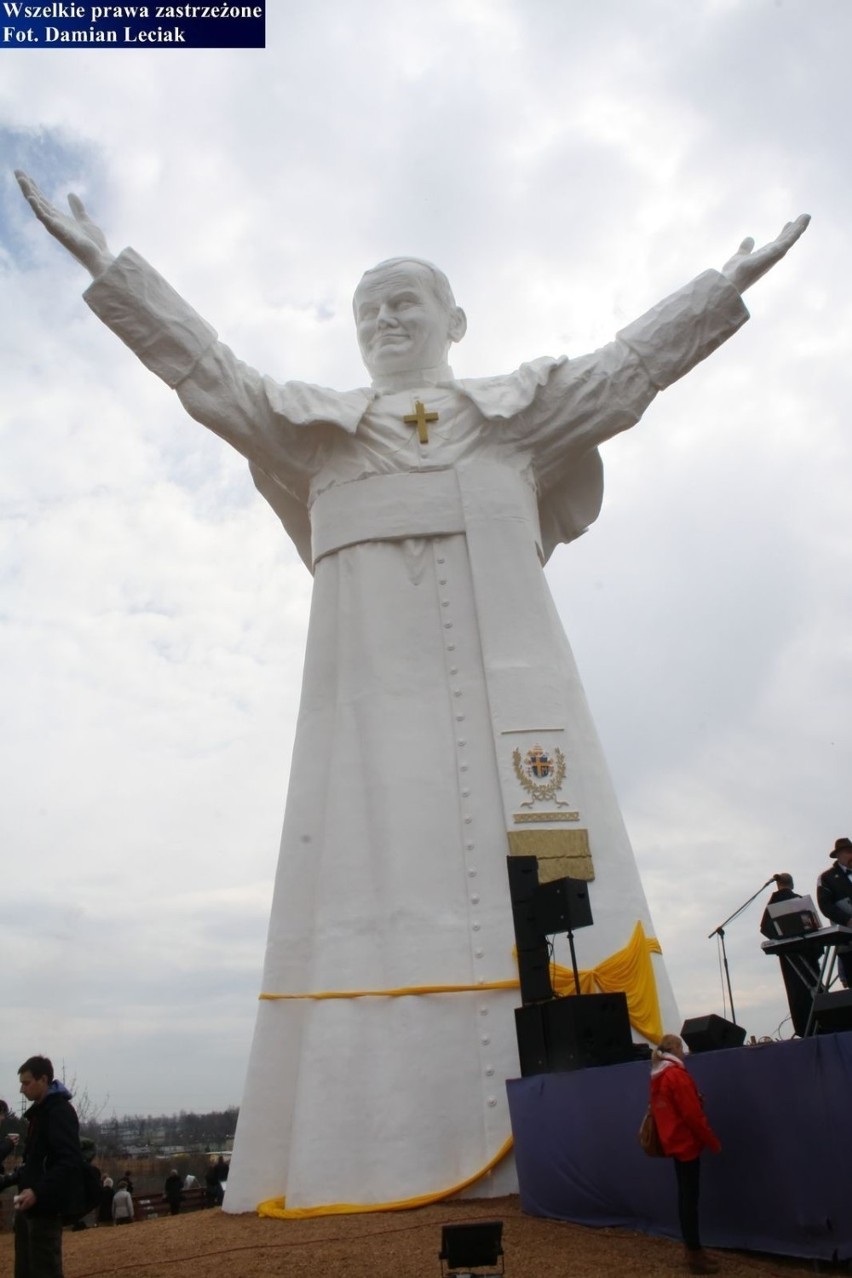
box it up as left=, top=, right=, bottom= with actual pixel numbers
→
left=506, top=1032, right=852, bottom=1261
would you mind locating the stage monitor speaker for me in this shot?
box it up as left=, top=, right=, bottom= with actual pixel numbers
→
left=517, top=944, right=553, bottom=1005
left=533, top=876, right=593, bottom=935
left=506, top=854, right=539, bottom=903
left=515, top=993, right=633, bottom=1076
left=812, top=989, right=852, bottom=1034
left=681, top=1014, right=746, bottom=1053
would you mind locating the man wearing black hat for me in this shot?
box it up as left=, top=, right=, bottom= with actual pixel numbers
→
left=816, top=838, right=852, bottom=986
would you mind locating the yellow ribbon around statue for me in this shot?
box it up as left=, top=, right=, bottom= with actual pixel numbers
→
left=257, top=1135, right=514, bottom=1221
left=255, top=920, right=662, bottom=1217
left=546, top=919, right=664, bottom=1044
left=259, top=919, right=662, bottom=1041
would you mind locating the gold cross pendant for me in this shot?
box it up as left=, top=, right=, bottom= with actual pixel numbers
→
left=403, top=399, right=439, bottom=445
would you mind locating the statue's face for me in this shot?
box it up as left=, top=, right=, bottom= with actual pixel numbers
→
left=353, top=262, right=457, bottom=378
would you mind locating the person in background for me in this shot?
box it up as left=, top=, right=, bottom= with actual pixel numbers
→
left=0, top=1100, right=20, bottom=1169
left=650, top=1034, right=722, bottom=1276
left=98, top=1175, right=115, bottom=1226
left=205, top=1155, right=224, bottom=1207
left=0, top=1100, right=21, bottom=1234
left=759, top=871, right=797, bottom=930
left=111, top=1178, right=135, bottom=1225
left=760, top=873, right=821, bottom=1036
left=163, top=1168, right=184, bottom=1215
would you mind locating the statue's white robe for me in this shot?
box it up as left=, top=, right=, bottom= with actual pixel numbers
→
left=85, top=254, right=747, bottom=1212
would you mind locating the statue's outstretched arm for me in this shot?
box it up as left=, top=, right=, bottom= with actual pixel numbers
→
left=721, top=214, right=810, bottom=293
left=15, top=169, right=115, bottom=278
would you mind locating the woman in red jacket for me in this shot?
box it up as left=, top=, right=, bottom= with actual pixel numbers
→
left=650, top=1033, right=721, bottom=1275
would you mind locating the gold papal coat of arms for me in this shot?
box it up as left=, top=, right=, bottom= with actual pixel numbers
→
left=512, top=744, right=570, bottom=807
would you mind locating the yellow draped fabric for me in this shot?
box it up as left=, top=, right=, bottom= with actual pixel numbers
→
left=548, top=920, right=664, bottom=1043
left=254, top=920, right=663, bottom=1217
left=259, top=920, right=662, bottom=1042
left=260, top=980, right=517, bottom=1001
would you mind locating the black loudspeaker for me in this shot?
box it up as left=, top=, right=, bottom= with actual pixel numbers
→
left=515, top=993, right=633, bottom=1076
left=681, top=1014, right=746, bottom=1053
left=515, top=1003, right=550, bottom=1075
left=516, top=944, right=554, bottom=1004
left=813, top=989, right=852, bottom=1034
left=533, top=876, right=593, bottom=934
left=506, top=855, right=539, bottom=903
left=511, top=897, right=543, bottom=952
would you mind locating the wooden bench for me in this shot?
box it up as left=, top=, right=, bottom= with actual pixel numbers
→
left=131, top=1186, right=209, bottom=1220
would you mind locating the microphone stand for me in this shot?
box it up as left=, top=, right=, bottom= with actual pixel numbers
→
left=707, top=877, right=777, bottom=1026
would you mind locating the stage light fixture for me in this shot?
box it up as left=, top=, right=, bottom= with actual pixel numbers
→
left=438, top=1220, right=504, bottom=1276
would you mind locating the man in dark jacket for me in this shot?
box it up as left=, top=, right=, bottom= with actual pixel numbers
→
left=760, top=873, right=821, bottom=1036
left=10, top=1055, right=84, bottom=1278
left=817, top=837, right=852, bottom=986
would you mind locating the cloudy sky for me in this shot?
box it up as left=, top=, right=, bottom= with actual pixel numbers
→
left=1, top=0, right=850, bottom=1119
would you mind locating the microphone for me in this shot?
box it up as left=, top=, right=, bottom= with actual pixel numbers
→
left=763, top=876, right=779, bottom=888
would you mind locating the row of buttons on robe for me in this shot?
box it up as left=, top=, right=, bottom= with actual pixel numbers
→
left=435, top=546, right=498, bottom=1112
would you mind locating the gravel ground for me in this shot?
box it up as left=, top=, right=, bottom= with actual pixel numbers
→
left=0, top=1196, right=826, bottom=1277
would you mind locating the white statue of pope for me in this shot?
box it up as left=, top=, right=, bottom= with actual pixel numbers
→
left=15, top=171, right=808, bottom=1215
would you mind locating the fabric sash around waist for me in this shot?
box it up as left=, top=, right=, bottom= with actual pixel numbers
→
left=310, top=470, right=466, bottom=566
left=310, top=466, right=543, bottom=567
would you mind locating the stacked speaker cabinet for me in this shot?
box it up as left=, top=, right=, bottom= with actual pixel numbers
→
left=507, top=855, right=635, bottom=1074
left=515, top=992, right=634, bottom=1076
left=507, top=855, right=554, bottom=1004
left=515, top=943, right=555, bottom=1005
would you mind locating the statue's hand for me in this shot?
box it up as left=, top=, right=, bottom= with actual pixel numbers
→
left=15, top=169, right=114, bottom=278
left=721, top=214, right=810, bottom=294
